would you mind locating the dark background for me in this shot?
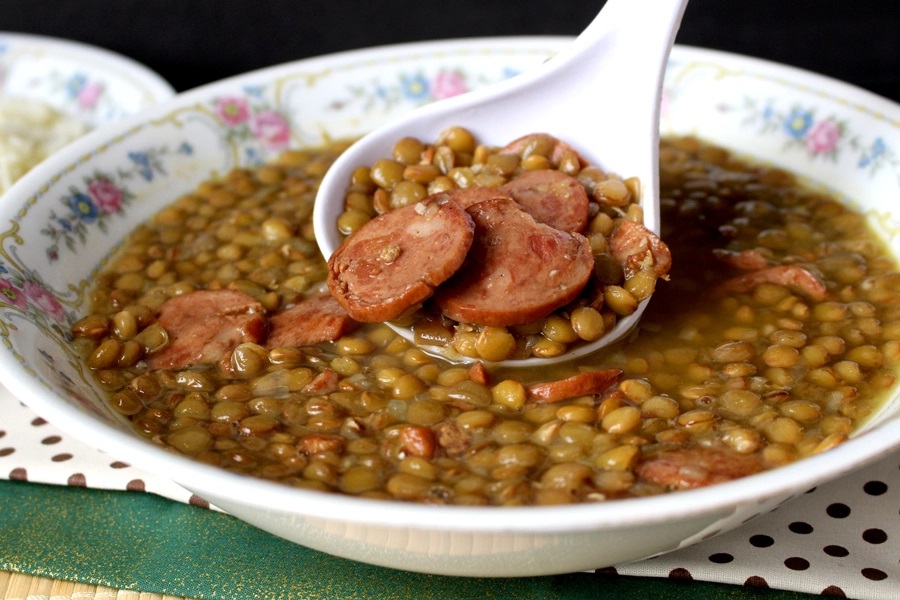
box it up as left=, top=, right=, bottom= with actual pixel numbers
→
left=2, top=0, right=898, bottom=102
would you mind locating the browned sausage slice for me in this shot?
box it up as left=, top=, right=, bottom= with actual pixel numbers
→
left=434, top=198, right=594, bottom=327
left=714, top=265, right=828, bottom=301
left=500, top=133, right=586, bottom=168
left=526, top=369, right=623, bottom=403
left=501, top=169, right=590, bottom=233
left=147, top=289, right=266, bottom=370
left=266, top=293, right=359, bottom=348
left=637, top=447, right=765, bottom=490
left=446, top=186, right=513, bottom=210
left=712, top=248, right=771, bottom=271
left=327, top=194, right=475, bottom=322
left=609, top=219, right=672, bottom=279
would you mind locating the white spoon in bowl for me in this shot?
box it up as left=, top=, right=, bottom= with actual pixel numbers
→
left=313, top=0, right=688, bottom=366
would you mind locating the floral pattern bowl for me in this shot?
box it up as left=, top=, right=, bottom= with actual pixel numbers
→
left=0, top=38, right=898, bottom=577
left=0, top=31, right=174, bottom=129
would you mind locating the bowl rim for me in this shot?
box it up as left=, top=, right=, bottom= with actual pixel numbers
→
left=1, top=37, right=898, bottom=533
left=0, top=30, right=175, bottom=102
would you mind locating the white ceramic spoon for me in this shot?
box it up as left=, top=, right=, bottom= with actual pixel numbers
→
left=313, top=0, right=688, bottom=366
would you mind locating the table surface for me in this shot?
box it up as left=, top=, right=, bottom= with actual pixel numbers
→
left=0, top=475, right=846, bottom=600
left=0, top=571, right=193, bottom=600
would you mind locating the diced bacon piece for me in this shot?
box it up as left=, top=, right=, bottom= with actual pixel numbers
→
left=433, top=420, right=470, bottom=456
left=302, top=368, right=341, bottom=395
left=468, top=362, right=490, bottom=386
left=399, top=425, right=436, bottom=459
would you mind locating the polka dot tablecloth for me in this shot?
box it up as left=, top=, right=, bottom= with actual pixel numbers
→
left=1, top=384, right=897, bottom=598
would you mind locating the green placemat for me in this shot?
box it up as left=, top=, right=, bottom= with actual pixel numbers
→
left=0, top=480, right=816, bottom=600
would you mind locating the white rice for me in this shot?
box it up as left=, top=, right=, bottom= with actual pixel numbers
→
left=0, top=97, right=88, bottom=194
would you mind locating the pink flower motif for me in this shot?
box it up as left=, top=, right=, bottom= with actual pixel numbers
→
left=78, top=82, right=104, bottom=109
left=216, top=97, right=250, bottom=125
left=0, top=279, right=27, bottom=309
left=23, top=281, right=65, bottom=322
left=87, top=179, right=123, bottom=213
left=251, top=110, right=290, bottom=150
left=804, top=119, right=841, bottom=154
left=431, top=71, right=468, bottom=100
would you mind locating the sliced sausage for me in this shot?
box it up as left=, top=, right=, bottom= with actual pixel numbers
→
left=714, top=265, right=828, bottom=301
left=500, top=133, right=586, bottom=168
left=147, top=289, right=266, bottom=370
left=501, top=169, right=590, bottom=233
left=637, top=447, right=765, bottom=490
left=446, top=186, right=513, bottom=210
left=712, top=248, right=771, bottom=271
left=609, top=219, right=672, bottom=279
left=435, top=198, right=594, bottom=327
left=526, top=369, right=623, bottom=403
left=266, top=293, right=359, bottom=348
left=327, top=194, right=475, bottom=322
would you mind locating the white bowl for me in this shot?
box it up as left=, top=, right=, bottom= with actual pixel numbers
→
left=0, top=38, right=897, bottom=577
left=0, top=31, right=175, bottom=128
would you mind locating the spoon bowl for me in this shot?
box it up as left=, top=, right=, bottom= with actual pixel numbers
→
left=314, top=0, right=688, bottom=366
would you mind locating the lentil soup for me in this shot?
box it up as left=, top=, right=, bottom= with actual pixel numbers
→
left=70, top=136, right=900, bottom=506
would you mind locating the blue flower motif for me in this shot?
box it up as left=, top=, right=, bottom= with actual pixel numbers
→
left=245, top=146, right=261, bottom=165
left=858, top=137, right=887, bottom=168
left=243, top=85, right=264, bottom=98
left=128, top=151, right=154, bottom=181
left=178, top=142, right=193, bottom=155
left=0, top=264, right=8, bottom=274
left=784, top=108, right=813, bottom=139
left=68, top=192, right=98, bottom=223
left=66, top=73, right=87, bottom=98
left=871, top=137, right=886, bottom=159
left=57, top=218, right=72, bottom=231
left=761, top=104, right=774, bottom=122
left=502, top=67, right=521, bottom=79
left=401, top=74, right=430, bottom=101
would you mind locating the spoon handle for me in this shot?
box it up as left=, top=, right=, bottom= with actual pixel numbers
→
left=508, top=0, right=689, bottom=232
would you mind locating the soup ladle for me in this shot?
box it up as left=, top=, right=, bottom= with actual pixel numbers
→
left=313, top=0, right=689, bottom=366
